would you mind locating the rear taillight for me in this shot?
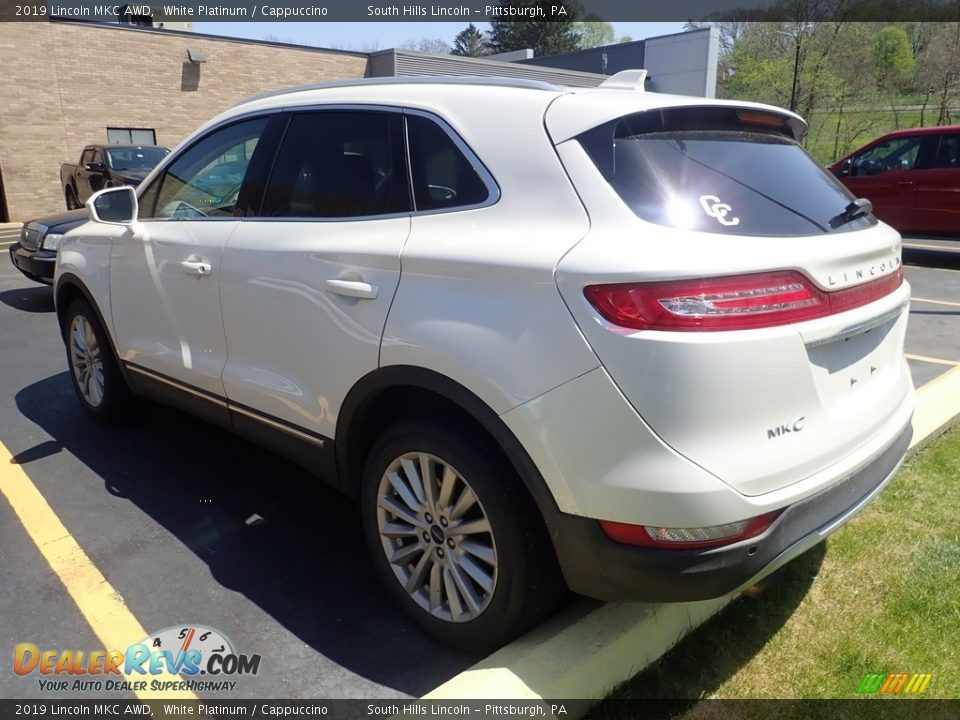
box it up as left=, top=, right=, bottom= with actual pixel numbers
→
left=584, top=266, right=903, bottom=331
left=599, top=510, right=782, bottom=550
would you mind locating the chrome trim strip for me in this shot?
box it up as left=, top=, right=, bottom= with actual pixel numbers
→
left=804, top=301, right=908, bottom=349
left=125, top=363, right=327, bottom=448
left=229, top=404, right=327, bottom=448
left=125, top=364, right=228, bottom=408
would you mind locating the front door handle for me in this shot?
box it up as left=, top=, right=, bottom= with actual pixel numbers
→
left=323, top=278, right=378, bottom=300
left=896, top=181, right=915, bottom=188
left=180, top=255, right=212, bottom=277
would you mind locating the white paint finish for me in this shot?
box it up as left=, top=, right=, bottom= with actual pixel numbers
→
left=219, top=217, right=410, bottom=439
left=554, top=140, right=914, bottom=497
left=381, top=90, right=599, bottom=413
left=56, top=218, right=117, bottom=331
left=109, top=219, right=236, bottom=396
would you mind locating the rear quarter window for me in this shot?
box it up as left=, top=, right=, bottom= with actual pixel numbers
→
left=579, top=112, right=876, bottom=237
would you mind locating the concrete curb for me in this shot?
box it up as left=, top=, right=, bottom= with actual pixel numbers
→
left=423, top=366, right=960, bottom=716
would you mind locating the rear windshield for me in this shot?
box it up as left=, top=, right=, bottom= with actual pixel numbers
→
left=578, top=114, right=875, bottom=236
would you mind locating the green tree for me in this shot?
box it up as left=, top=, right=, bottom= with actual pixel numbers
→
left=451, top=23, right=488, bottom=56
left=872, top=26, right=915, bottom=87
left=488, top=2, right=580, bottom=56
left=574, top=21, right=614, bottom=49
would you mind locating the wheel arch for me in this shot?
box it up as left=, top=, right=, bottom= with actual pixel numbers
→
left=336, top=366, right=562, bottom=526
left=55, top=273, right=129, bottom=384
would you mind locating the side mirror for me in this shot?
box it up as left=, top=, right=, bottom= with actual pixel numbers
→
left=87, top=186, right=138, bottom=225
left=84, top=162, right=106, bottom=174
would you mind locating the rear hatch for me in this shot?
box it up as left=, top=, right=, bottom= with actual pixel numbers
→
left=549, top=96, right=913, bottom=497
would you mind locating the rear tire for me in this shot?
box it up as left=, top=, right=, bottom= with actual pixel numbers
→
left=65, top=188, right=79, bottom=210
left=64, top=298, right=130, bottom=421
left=360, top=419, right=564, bottom=652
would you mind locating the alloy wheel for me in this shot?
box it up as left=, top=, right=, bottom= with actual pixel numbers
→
left=69, top=314, right=105, bottom=408
left=375, top=452, right=499, bottom=623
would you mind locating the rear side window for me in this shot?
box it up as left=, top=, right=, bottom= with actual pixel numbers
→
left=406, top=114, right=492, bottom=211
left=579, top=111, right=875, bottom=236
left=260, top=111, right=409, bottom=219
left=933, top=135, right=960, bottom=168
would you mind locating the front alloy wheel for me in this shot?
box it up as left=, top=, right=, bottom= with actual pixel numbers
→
left=64, top=298, right=130, bottom=420
left=69, top=314, right=105, bottom=408
left=376, top=451, right=498, bottom=623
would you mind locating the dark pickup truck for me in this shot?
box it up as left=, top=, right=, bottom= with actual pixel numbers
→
left=60, top=144, right=169, bottom=210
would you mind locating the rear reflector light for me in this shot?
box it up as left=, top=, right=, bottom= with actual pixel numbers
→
left=584, top=266, right=903, bottom=331
left=599, top=511, right=782, bottom=550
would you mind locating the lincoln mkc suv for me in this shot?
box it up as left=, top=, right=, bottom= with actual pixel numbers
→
left=54, top=73, right=914, bottom=650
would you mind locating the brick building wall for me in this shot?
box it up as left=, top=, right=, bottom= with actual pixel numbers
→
left=0, top=22, right=368, bottom=221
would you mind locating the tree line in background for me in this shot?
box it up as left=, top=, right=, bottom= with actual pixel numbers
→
left=690, top=21, right=960, bottom=162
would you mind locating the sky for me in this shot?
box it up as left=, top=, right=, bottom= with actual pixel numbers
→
left=192, top=21, right=688, bottom=51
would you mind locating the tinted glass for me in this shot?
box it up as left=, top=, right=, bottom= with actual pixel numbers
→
left=850, top=136, right=922, bottom=176
left=146, top=118, right=266, bottom=219
left=932, top=135, right=960, bottom=169
left=260, top=111, right=409, bottom=218
left=581, top=125, right=874, bottom=236
left=106, top=147, right=168, bottom=171
left=406, top=114, right=490, bottom=211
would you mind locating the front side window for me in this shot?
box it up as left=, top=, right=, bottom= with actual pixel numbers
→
left=406, top=114, right=491, bottom=211
left=260, top=111, right=409, bottom=219
left=142, top=118, right=267, bottom=219
left=579, top=111, right=875, bottom=236
left=851, top=136, right=922, bottom=176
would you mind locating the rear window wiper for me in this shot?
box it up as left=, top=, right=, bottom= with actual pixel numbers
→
left=829, top=198, right=873, bottom=229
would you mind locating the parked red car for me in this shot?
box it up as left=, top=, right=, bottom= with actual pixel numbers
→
left=829, top=125, right=960, bottom=236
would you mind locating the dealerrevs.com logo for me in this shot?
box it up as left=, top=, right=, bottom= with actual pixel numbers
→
left=856, top=672, right=934, bottom=696
left=14, top=625, right=261, bottom=693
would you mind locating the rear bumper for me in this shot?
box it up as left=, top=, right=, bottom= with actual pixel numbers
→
left=547, top=419, right=912, bottom=602
left=9, top=243, right=56, bottom=285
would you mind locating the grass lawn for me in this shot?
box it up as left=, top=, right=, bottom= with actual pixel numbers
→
left=590, top=424, right=960, bottom=712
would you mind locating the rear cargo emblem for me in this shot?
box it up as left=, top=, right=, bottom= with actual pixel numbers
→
left=767, top=417, right=805, bottom=439
left=699, top=195, right=740, bottom=226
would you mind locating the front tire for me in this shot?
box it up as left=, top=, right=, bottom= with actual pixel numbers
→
left=361, top=419, right=563, bottom=652
left=64, top=298, right=129, bottom=420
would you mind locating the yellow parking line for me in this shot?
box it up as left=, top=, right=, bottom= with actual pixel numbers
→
left=0, top=440, right=196, bottom=700
left=905, top=353, right=960, bottom=367
left=911, top=296, right=960, bottom=308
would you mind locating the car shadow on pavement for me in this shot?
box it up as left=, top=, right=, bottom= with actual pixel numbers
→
left=591, top=543, right=825, bottom=713
left=15, top=372, right=481, bottom=697
left=0, top=286, right=55, bottom=313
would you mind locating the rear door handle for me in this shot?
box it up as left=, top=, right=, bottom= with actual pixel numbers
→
left=180, top=255, right=212, bottom=277
left=896, top=181, right=915, bottom=188
left=323, top=278, right=379, bottom=300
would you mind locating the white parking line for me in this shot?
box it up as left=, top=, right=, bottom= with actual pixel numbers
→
left=903, top=242, right=960, bottom=253
left=905, top=353, right=960, bottom=367
left=911, top=296, right=960, bottom=308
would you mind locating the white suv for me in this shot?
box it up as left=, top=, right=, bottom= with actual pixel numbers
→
left=55, top=74, right=914, bottom=651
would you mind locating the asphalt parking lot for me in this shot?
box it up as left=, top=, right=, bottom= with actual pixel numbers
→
left=0, top=224, right=958, bottom=701
left=0, top=227, right=481, bottom=700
